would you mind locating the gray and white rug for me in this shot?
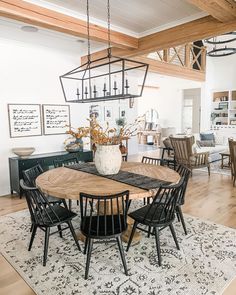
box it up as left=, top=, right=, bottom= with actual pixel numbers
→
left=197, top=159, right=231, bottom=176
left=0, top=205, right=236, bottom=295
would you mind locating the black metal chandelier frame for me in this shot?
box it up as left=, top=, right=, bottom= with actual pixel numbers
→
left=59, top=0, right=149, bottom=103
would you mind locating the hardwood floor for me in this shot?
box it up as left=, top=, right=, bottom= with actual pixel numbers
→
left=0, top=151, right=236, bottom=295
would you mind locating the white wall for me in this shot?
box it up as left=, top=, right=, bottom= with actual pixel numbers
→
left=201, top=54, right=236, bottom=131
left=137, top=73, right=203, bottom=133
left=0, top=37, right=138, bottom=196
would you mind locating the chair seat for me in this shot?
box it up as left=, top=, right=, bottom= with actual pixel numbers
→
left=129, top=204, right=173, bottom=226
left=81, top=215, right=127, bottom=237
left=47, top=195, right=63, bottom=204
left=36, top=204, right=77, bottom=226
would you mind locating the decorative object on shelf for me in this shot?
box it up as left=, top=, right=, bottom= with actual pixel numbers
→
left=42, top=104, right=70, bottom=135
left=12, top=147, right=35, bottom=158
left=205, top=32, right=236, bottom=57
left=8, top=104, right=42, bottom=138
left=65, top=125, right=90, bottom=152
left=59, top=0, right=148, bottom=103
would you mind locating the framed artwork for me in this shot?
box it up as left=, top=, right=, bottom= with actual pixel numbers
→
left=119, top=105, right=127, bottom=119
left=89, top=104, right=102, bottom=121
left=8, top=104, right=42, bottom=138
left=104, top=106, right=113, bottom=121
left=42, top=104, right=70, bottom=135
left=129, top=98, right=135, bottom=108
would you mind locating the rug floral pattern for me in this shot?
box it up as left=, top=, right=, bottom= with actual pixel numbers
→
left=0, top=206, right=236, bottom=295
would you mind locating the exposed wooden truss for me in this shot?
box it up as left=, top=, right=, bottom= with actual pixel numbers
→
left=0, top=0, right=138, bottom=49
left=186, top=0, right=236, bottom=22
left=81, top=44, right=206, bottom=82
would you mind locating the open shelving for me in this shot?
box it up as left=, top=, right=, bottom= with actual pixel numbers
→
left=211, top=90, right=236, bottom=126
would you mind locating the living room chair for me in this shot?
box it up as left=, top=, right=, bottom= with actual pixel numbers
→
left=80, top=190, right=130, bottom=279
left=126, top=178, right=184, bottom=266
left=228, top=138, right=236, bottom=186
left=170, top=136, right=210, bottom=176
left=20, top=180, right=81, bottom=266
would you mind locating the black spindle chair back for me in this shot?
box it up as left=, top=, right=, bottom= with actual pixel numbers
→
left=22, top=164, right=44, bottom=186
left=20, top=179, right=61, bottom=226
left=142, top=156, right=163, bottom=166
left=176, top=165, right=191, bottom=205
left=142, top=177, right=184, bottom=226
left=53, top=157, right=78, bottom=168
left=80, top=191, right=130, bottom=238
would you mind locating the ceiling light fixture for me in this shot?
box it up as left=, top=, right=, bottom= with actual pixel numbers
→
left=21, top=25, right=38, bottom=33
left=205, top=32, right=236, bottom=57
left=59, top=0, right=149, bottom=103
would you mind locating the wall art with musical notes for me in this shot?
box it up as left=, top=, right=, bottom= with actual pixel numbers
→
left=8, top=104, right=42, bottom=138
left=42, top=104, right=70, bottom=135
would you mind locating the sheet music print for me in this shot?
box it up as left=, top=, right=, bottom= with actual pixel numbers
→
left=43, top=105, right=70, bottom=135
left=8, top=104, right=42, bottom=137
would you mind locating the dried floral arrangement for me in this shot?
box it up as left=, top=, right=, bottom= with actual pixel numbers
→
left=65, top=117, right=142, bottom=146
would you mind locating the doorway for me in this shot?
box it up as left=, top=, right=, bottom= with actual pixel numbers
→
left=182, top=88, right=201, bottom=133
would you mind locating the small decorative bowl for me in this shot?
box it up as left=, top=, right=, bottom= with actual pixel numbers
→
left=12, top=147, right=35, bottom=158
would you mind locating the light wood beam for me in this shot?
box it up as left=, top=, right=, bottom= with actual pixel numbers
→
left=0, top=0, right=138, bottom=49
left=186, top=0, right=236, bottom=22
left=82, top=16, right=236, bottom=59
left=81, top=50, right=205, bottom=82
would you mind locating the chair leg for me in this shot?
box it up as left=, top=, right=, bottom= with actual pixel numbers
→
left=126, top=221, right=138, bottom=252
left=85, top=238, right=93, bottom=280
left=28, top=224, right=37, bottom=251
left=176, top=211, right=180, bottom=222
left=84, top=237, right=88, bottom=254
left=147, top=226, right=152, bottom=237
left=207, top=165, right=210, bottom=176
left=176, top=206, right=187, bottom=235
left=57, top=225, right=63, bottom=238
left=169, top=223, right=180, bottom=250
left=30, top=223, right=33, bottom=232
left=116, top=236, right=128, bottom=276
left=153, top=227, right=162, bottom=266
left=43, top=227, right=50, bottom=266
left=68, top=200, right=72, bottom=210
left=67, top=220, right=81, bottom=251
left=77, top=200, right=79, bottom=206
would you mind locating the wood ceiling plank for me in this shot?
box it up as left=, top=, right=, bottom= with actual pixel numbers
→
left=186, top=0, right=236, bottom=22
left=81, top=16, right=236, bottom=59
left=0, top=0, right=138, bottom=49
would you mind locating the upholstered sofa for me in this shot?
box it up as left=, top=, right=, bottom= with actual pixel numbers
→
left=193, top=133, right=228, bottom=162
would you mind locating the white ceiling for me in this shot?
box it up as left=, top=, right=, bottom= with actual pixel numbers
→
left=25, top=0, right=208, bottom=37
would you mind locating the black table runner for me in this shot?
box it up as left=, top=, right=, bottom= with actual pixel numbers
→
left=65, top=163, right=171, bottom=191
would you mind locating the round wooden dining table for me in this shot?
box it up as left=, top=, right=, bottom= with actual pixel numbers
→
left=36, top=161, right=180, bottom=201
left=36, top=161, right=180, bottom=242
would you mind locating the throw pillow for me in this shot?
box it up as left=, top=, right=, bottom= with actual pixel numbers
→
left=200, top=132, right=215, bottom=142
left=196, top=140, right=215, bottom=147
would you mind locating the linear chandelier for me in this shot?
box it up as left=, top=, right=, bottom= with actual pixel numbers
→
left=59, top=0, right=149, bottom=103
left=205, top=32, right=236, bottom=57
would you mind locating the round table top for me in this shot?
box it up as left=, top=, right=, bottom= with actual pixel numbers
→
left=36, top=162, right=180, bottom=200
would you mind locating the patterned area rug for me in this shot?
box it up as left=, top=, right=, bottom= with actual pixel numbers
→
left=0, top=205, right=236, bottom=295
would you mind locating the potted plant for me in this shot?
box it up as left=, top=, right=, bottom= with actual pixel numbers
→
left=64, top=126, right=90, bottom=152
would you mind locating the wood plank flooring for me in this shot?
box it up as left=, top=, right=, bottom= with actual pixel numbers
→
left=0, top=151, right=236, bottom=295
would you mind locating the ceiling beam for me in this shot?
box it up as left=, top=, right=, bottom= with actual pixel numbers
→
left=81, top=16, right=236, bottom=60
left=0, top=0, right=138, bottom=49
left=81, top=50, right=205, bottom=82
left=186, top=0, right=236, bottom=22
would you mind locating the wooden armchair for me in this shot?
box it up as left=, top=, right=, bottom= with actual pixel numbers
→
left=170, top=136, right=210, bottom=176
left=228, top=138, right=236, bottom=186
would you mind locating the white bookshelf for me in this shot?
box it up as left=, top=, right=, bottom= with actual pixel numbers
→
left=211, top=90, right=236, bottom=126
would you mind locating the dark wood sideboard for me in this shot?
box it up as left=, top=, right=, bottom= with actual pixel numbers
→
left=9, top=150, right=93, bottom=197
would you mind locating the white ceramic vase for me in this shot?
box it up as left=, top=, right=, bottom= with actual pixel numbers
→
left=94, top=144, right=122, bottom=175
